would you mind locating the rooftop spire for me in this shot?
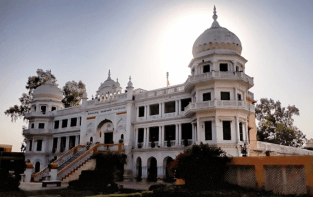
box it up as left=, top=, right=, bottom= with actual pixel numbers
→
left=211, top=5, right=220, bottom=28
left=107, top=70, right=111, bottom=80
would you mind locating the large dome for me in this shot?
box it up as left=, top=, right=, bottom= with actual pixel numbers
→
left=33, top=79, right=63, bottom=101
left=192, top=6, right=242, bottom=57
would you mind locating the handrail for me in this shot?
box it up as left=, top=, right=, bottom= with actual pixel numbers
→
left=57, top=143, right=123, bottom=179
left=32, top=144, right=86, bottom=180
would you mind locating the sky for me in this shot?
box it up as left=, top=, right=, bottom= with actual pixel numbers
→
left=1, top=0, right=313, bottom=152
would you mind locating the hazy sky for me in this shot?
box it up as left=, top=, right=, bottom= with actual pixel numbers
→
left=1, top=0, right=313, bottom=151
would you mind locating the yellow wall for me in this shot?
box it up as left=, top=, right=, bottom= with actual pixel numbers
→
left=0, top=144, right=12, bottom=152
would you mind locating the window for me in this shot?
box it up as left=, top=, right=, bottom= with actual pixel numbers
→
left=239, top=122, right=243, bottom=141
left=221, top=92, right=230, bottom=100
left=62, top=119, right=68, bottom=128
left=149, top=127, right=159, bottom=142
left=223, top=121, right=231, bottom=140
left=29, top=140, right=32, bottom=151
left=38, top=123, right=45, bottom=129
left=52, top=138, right=58, bottom=153
left=220, top=63, right=228, bottom=71
left=40, top=106, right=46, bottom=114
left=33, top=106, right=36, bottom=112
left=205, top=121, right=212, bottom=140
left=181, top=98, right=191, bottom=111
left=164, top=101, right=175, bottom=113
left=31, top=123, right=34, bottom=128
left=165, top=125, right=176, bottom=141
left=69, top=136, right=76, bottom=149
left=36, top=140, right=42, bottom=151
left=150, top=104, right=159, bottom=115
left=138, top=128, right=144, bottom=143
left=236, top=66, right=239, bottom=72
left=203, top=92, right=211, bottom=101
left=60, top=137, right=66, bottom=152
left=237, top=94, right=242, bottom=101
left=203, top=65, right=210, bottom=73
left=139, top=106, right=145, bottom=117
left=54, top=120, right=59, bottom=129
left=51, top=106, right=56, bottom=111
left=182, top=123, right=192, bottom=140
left=71, top=118, right=77, bottom=127
left=79, top=117, right=81, bottom=126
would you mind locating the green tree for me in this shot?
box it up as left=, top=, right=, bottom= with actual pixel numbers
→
left=4, top=69, right=56, bottom=121
left=62, top=80, right=86, bottom=107
left=171, top=143, right=231, bottom=189
left=256, top=98, right=306, bottom=147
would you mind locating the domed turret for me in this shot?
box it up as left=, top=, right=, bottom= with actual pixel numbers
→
left=33, top=78, right=63, bottom=101
left=96, top=70, right=122, bottom=96
left=192, top=6, right=242, bottom=58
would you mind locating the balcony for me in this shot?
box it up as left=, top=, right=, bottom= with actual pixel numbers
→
left=23, top=129, right=52, bottom=135
left=24, top=111, right=54, bottom=118
left=184, top=100, right=255, bottom=117
left=185, top=71, right=254, bottom=92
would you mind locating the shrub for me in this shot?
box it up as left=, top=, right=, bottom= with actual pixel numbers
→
left=148, top=184, right=166, bottom=191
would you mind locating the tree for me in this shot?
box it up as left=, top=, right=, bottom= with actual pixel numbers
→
left=171, top=143, right=231, bottom=189
left=62, top=80, right=86, bottom=107
left=256, top=98, right=306, bottom=147
left=4, top=69, right=56, bottom=121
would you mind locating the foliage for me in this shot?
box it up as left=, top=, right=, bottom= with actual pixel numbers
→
left=148, top=184, right=167, bottom=191
left=62, top=80, right=86, bottom=107
left=255, top=98, right=306, bottom=147
left=170, top=143, right=231, bottom=189
left=4, top=69, right=56, bottom=121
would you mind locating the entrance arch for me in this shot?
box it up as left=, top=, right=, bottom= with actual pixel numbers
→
left=136, top=157, right=142, bottom=181
left=147, top=157, right=157, bottom=182
left=163, top=157, right=174, bottom=182
left=97, top=119, right=114, bottom=144
left=35, top=161, right=40, bottom=173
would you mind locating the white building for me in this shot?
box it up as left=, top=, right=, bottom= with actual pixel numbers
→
left=23, top=7, right=257, bottom=182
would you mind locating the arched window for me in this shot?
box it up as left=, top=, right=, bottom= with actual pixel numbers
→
left=121, top=134, right=124, bottom=139
left=35, top=162, right=40, bottom=173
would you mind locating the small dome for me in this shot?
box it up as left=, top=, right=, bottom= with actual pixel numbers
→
left=127, top=76, right=133, bottom=88
left=192, top=6, right=242, bottom=57
left=33, top=79, right=63, bottom=101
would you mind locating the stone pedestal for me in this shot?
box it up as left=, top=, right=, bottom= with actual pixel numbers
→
left=123, top=145, right=133, bottom=181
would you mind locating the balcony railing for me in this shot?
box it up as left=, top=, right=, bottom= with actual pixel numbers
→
left=163, top=140, right=176, bottom=147
left=148, top=141, right=159, bottom=148
left=181, top=139, right=193, bottom=146
left=135, top=85, right=185, bottom=100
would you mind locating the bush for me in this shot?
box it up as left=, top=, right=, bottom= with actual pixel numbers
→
left=148, top=184, right=166, bottom=191
left=171, top=143, right=231, bottom=190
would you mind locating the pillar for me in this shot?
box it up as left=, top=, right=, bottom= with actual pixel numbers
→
left=178, top=123, right=182, bottom=146
left=147, top=105, right=150, bottom=118
left=143, top=128, right=147, bottom=147
left=158, top=126, right=162, bottom=146
left=65, top=136, right=69, bottom=151
left=192, top=123, right=195, bottom=143
left=147, top=127, right=150, bottom=147
left=145, top=105, right=148, bottom=120
left=75, top=135, right=79, bottom=147
left=142, top=166, right=148, bottom=179
left=135, top=129, right=138, bottom=148
left=136, top=107, right=139, bottom=121
left=235, top=116, right=240, bottom=143
left=197, top=118, right=201, bottom=143
left=56, top=137, right=61, bottom=153
left=159, top=103, right=162, bottom=117
left=161, top=126, right=164, bottom=147
left=175, top=124, right=179, bottom=146
left=215, top=117, right=219, bottom=143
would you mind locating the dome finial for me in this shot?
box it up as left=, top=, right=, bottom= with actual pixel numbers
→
left=107, top=70, right=111, bottom=80
left=211, top=5, right=220, bottom=28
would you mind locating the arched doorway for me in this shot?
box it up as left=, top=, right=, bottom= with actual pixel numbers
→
left=147, top=157, right=157, bottom=182
left=164, top=157, right=174, bottom=182
left=35, top=161, right=40, bottom=173
left=136, top=157, right=142, bottom=181
left=97, top=119, right=114, bottom=144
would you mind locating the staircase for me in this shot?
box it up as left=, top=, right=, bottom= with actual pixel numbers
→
left=32, top=143, right=124, bottom=182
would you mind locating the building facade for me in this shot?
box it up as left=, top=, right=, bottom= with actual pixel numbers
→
left=23, top=7, right=257, bottom=181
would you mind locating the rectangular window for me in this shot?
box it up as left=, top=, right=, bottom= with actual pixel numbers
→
left=205, top=121, right=212, bottom=140
left=164, top=101, right=175, bottom=113
left=60, top=137, right=66, bottom=152
left=54, top=120, right=59, bottom=129
left=150, top=104, right=159, bottom=115
left=236, top=66, right=239, bottom=72
left=181, top=98, right=191, bottom=111
left=29, top=140, right=32, bottom=151
left=71, top=118, right=77, bottom=127
left=220, top=63, right=228, bottom=71
left=51, top=106, right=56, bottom=111
left=203, top=65, right=210, bottom=73
left=62, top=119, right=68, bottom=128
left=36, top=140, right=42, bottom=151
left=221, top=92, right=230, bottom=100
left=237, top=94, right=242, bottom=101
left=31, top=123, right=34, bottom=128
left=203, top=92, right=211, bottom=101
left=52, top=138, right=58, bottom=153
left=138, top=128, right=144, bottom=143
left=149, top=127, right=159, bottom=142
left=38, top=123, right=45, bottom=129
left=139, top=106, right=145, bottom=117
left=79, top=117, right=81, bottom=126
left=239, top=123, right=243, bottom=141
left=181, top=123, right=192, bottom=139
left=165, top=125, right=176, bottom=141
left=223, top=121, right=231, bottom=140
left=69, top=136, right=76, bottom=149
left=40, top=106, right=46, bottom=114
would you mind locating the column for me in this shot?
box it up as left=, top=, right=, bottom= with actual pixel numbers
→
left=176, top=100, right=179, bottom=116
left=161, top=126, right=165, bottom=147
left=157, top=166, right=164, bottom=180
left=178, top=123, right=182, bottom=146
left=159, top=103, right=162, bottom=117
left=245, top=122, right=249, bottom=144
left=178, top=100, right=181, bottom=115
left=235, top=116, right=240, bottom=143
left=158, top=126, right=162, bottom=147
left=234, top=87, right=237, bottom=101
left=136, top=107, right=139, bottom=121
left=214, top=117, right=219, bottom=143
left=135, top=129, right=138, bottom=148
left=142, top=166, right=148, bottom=179
left=147, top=105, right=150, bottom=118
left=56, top=137, right=61, bottom=153
left=75, top=135, right=79, bottom=146
left=147, top=128, right=150, bottom=147
left=160, top=103, right=163, bottom=117
left=145, top=105, right=148, bottom=120
left=196, top=118, right=201, bottom=143
left=192, top=123, right=195, bottom=143
left=65, top=136, right=70, bottom=151
left=175, top=124, right=179, bottom=146
left=143, top=128, right=147, bottom=147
